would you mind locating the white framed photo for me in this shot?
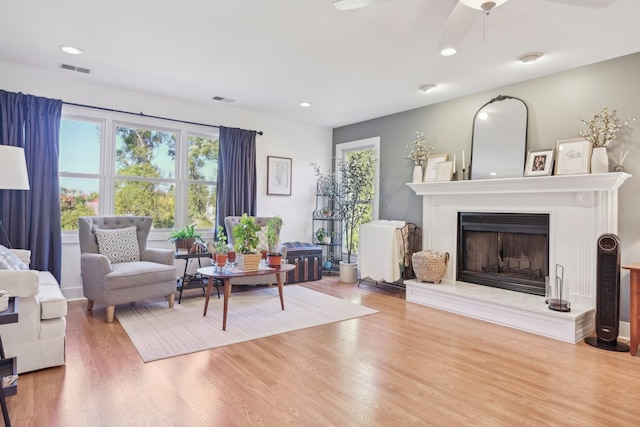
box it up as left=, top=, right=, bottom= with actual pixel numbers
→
left=436, top=161, right=454, bottom=181
left=424, top=154, right=448, bottom=182
left=554, top=138, right=592, bottom=175
left=524, top=149, right=555, bottom=177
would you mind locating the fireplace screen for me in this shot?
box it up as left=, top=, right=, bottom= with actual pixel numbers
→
left=457, top=213, right=549, bottom=296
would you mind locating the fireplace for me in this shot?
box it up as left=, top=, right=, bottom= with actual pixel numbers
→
left=405, top=173, right=630, bottom=343
left=457, top=212, right=549, bottom=296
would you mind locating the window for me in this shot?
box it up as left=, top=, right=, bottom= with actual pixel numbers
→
left=59, top=117, right=103, bottom=231
left=186, top=133, right=218, bottom=228
left=335, top=137, right=380, bottom=257
left=58, top=108, right=219, bottom=232
left=114, top=124, right=177, bottom=228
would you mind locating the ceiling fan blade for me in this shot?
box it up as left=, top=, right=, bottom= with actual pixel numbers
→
left=437, top=1, right=480, bottom=54
left=543, top=0, right=618, bottom=8
left=332, top=0, right=391, bottom=11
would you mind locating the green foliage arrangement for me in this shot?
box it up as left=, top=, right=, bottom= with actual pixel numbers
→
left=310, top=162, right=339, bottom=197
left=168, top=224, right=203, bottom=243
left=337, top=150, right=376, bottom=264
left=214, top=225, right=228, bottom=253
left=266, top=216, right=284, bottom=254
left=232, top=214, right=262, bottom=254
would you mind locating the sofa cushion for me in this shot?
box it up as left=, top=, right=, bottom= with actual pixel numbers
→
left=0, top=244, right=29, bottom=270
left=95, top=226, right=140, bottom=264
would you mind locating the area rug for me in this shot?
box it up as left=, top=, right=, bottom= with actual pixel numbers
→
left=116, top=285, right=378, bottom=362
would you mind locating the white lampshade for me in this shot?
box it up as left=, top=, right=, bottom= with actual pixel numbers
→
left=0, top=146, right=30, bottom=190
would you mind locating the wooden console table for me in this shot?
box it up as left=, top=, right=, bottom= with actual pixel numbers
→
left=623, top=263, right=640, bottom=356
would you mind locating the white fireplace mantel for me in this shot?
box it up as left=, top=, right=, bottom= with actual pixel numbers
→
left=405, top=172, right=631, bottom=343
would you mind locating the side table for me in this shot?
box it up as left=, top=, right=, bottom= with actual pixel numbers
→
left=623, top=263, right=640, bottom=356
left=174, top=252, right=220, bottom=303
left=0, top=297, right=19, bottom=427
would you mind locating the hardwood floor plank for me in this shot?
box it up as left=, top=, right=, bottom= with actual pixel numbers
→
left=7, top=276, right=640, bottom=426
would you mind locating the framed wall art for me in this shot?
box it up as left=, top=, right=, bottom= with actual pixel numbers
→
left=267, top=156, right=292, bottom=195
left=424, top=154, right=449, bottom=182
left=524, top=149, right=555, bottom=177
left=554, top=138, right=592, bottom=176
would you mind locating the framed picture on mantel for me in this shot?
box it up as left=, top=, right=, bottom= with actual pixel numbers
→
left=525, top=149, right=554, bottom=177
left=555, top=138, right=592, bottom=175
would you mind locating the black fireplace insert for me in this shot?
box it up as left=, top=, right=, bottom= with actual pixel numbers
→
left=457, top=212, right=549, bottom=296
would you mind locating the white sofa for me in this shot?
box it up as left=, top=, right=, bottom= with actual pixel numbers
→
left=0, top=249, right=67, bottom=373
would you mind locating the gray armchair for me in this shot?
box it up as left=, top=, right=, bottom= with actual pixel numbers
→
left=224, top=216, right=288, bottom=286
left=78, top=216, right=177, bottom=322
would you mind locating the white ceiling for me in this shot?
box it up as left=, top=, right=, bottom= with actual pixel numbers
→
left=1, top=0, right=640, bottom=128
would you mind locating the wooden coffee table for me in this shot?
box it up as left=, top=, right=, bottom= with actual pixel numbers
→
left=197, top=263, right=295, bottom=331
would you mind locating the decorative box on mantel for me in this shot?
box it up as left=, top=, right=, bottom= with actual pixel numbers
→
left=406, top=172, right=630, bottom=343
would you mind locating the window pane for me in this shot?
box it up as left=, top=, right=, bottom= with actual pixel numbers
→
left=188, top=134, right=218, bottom=182
left=60, top=177, right=99, bottom=230
left=60, top=119, right=101, bottom=174
left=115, top=125, right=176, bottom=179
left=114, top=179, right=175, bottom=228
left=187, top=184, right=216, bottom=228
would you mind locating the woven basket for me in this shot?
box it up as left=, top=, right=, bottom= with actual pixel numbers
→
left=412, top=250, right=450, bottom=284
left=237, top=253, right=262, bottom=272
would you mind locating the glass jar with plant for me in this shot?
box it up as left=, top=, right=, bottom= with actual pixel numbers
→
left=231, top=214, right=262, bottom=271
left=168, top=224, right=203, bottom=253
left=213, top=225, right=228, bottom=267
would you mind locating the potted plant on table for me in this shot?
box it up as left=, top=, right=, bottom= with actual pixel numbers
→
left=232, top=214, right=262, bottom=271
left=168, top=224, right=203, bottom=253
left=336, top=150, right=376, bottom=283
left=265, top=216, right=284, bottom=267
left=213, top=225, right=228, bottom=268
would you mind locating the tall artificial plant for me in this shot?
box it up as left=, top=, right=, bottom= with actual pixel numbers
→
left=337, top=150, right=376, bottom=264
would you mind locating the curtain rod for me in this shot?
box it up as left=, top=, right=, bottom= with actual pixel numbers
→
left=62, top=101, right=264, bottom=135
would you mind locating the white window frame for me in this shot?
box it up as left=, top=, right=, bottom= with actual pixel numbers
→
left=59, top=105, right=218, bottom=243
left=335, top=136, right=380, bottom=222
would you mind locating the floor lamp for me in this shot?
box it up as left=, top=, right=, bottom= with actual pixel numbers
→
left=0, top=146, right=30, bottom=249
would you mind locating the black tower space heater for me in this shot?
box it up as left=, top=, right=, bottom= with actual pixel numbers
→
left=585, top=233, right=629, bottom=351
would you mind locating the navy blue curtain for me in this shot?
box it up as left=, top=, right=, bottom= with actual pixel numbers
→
left=215, top=126, right=257, bottom=231
left=0, top=90, right=62, bottom=282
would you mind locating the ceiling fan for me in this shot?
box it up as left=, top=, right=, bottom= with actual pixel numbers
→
left=332, top=0, right=619, bottom=54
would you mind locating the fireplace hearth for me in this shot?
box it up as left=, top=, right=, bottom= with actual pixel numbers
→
left=457, top=212, right=549, bottom=296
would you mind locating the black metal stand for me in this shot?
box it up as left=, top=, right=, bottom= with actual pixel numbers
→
left=585, top=336, right=630, bottom=352
left=174, top=252, right=219, bottom=303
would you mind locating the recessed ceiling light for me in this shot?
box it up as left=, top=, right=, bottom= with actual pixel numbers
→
left=300, top=102, right=311, bottom=108
left=419, top=84, right=438, bottom=93
left=440, top=47, right=457, bottom=57
left=60, top=45, right=83, bottom=55
left=518, top=51, right=543, bottom=63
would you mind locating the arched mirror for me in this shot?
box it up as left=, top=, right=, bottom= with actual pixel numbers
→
left=470, top=95, right=528, bottom=180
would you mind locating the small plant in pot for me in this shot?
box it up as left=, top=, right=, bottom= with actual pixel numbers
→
left=266, top=216, right=284, bottom=267
left=232, top=214, right=262, bottom=271
left=213, top=225, right=228, bottom=268
left=168, top=224, right=203, bottom=253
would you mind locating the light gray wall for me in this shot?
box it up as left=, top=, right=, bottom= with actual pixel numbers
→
left=334, top=52, right=640, bottom=322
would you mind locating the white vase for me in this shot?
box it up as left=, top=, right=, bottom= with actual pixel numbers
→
left=412, top=165, right=423, bottom=183
left=591, top=147, right=608, bottom=174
